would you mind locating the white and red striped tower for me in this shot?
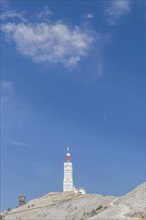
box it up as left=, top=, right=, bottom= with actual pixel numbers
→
left=63, top=145, right=74, bottom=192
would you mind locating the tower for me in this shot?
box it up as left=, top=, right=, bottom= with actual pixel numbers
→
left=63, top=145, right=74, bottom=192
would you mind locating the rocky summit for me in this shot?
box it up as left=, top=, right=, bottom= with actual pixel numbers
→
left=1, top=183, right=145, bottom=220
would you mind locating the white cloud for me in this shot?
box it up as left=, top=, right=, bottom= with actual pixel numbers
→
left=1, top=21, right=94, bottom=69
left=106, top=0, right=131, bottom=25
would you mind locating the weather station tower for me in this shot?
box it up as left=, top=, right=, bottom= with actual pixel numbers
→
left=63, top=145, right=74, bottom=192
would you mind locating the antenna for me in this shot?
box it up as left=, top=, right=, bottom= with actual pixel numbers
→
left=67, top=144, right=70, bottom=152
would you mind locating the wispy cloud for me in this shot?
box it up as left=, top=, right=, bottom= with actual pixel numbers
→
left=104, top=115, right=108, bottom=120
left=38, top=6, right=52, bottom=21
left=0, top=80, right=13, bottom=95
left=8, top=140, right=30, bottom=148
left=96, top=61, right=103, bottom=77
left=106, top=0, right=131, bottom=25
left=84, top=13, right=94, bottom=19
left=1, top=9, right=95, bottom=69
left=1, top=80, right=31, bottom=134
left=0, top=10, right=27, bottom=22
left=0, top=80, right=14, bottom=105
left=0, top=0, right=9, bottom=8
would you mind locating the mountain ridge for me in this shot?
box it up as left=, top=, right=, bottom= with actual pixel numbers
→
left=1, top=182, right=145, bottom=220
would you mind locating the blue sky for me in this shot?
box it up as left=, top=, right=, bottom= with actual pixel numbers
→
left=0, top=0, right=145, bottom=211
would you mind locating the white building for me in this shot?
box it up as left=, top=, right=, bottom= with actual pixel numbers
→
left=63, top=146, right=86, bottom=194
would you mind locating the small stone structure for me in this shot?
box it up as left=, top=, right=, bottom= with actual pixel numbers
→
left=19, top=196, right=26, bottom=206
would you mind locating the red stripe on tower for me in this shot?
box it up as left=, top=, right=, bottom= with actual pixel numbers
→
left=66, top=154, right=70, bottom=161
left=66, top=145, right=71, bottom=161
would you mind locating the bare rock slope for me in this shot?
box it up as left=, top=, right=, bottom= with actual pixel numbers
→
left=2, top=182, right=145, bottom=220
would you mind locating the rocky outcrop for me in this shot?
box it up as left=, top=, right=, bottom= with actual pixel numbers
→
left=89, top=182, right=146, bottom=220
